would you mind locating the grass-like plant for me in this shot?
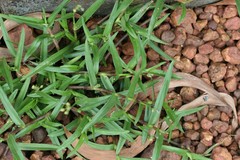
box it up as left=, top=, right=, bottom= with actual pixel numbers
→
left=0, top=0, right=237, bottom=159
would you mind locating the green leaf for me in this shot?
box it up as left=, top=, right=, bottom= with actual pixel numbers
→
left=0, top=58, right=13, bottom=91
left=7, top=134, right=25, bottom=160
left=148, top=0, right=164, bottom=37
left=82, top=94, right=118, bottom=132
left=15, top=28, right=25, bottom=71
left=75, top=0, right=105, bottom=30
left=178, top=4, right=187, bottom=25
left=148, top=61, right=174, bottom=125
left=236, top=0, right=240, bottom=17
left=19, top=143, right=59, bottom=150
left=0, top=86, right=25, bottom=127
left=108, top=34, right=123, bottom=75
left=152, top=130, right=163, bottom=160
left=21, top=43, right=74, bottom=80
left=48, top=0, right=70, bottom=26
left=84, top=39, right=97, bottom=87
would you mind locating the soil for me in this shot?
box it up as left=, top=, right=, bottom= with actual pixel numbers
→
left=0, top=1, right=240, bottom=160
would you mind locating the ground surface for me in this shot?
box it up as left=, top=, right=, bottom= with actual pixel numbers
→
left=0, top=1, right=240, bottom=160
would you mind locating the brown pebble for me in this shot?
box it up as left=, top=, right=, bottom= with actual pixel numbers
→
left=161, top=30, right=175, bottom=43
left=218, top=133, right=233, bottom=147
left=172, top=27, right=187, bottom=45
left=224, top=17, right=240, bottom=30
left=208, top=20, right=218, bottom=30
left=0, top=143, right=7, bottom=157
left=174, top=56, right=195, bottom=73
left=182, top=45, right=197, bottom=59
left=199, top=12, right=213, bottom=20
left=155, top=23, right=171, bottom=38
left=183, top=122, right=193, bottom=130
left=42, top=155, right=56, bottom=160
left=198, top=43, right=214, bottom=54
left=196, top=64, right=208, bottom=76
left=147, top=49, right=160, bottom=61
left=163, top=45, right=181, bottom=57
left=30, top=151, right=44, bottom=160
left=209, top=48, right=223, bottom=62
left=166, top=91, right=182, bottom=109
left=185, top=34, right=204, bottom=47
left=180, top=87, right=198, bottom=103
left=220, top=112, right=230, bottom=122
left=207, top=108, right=221, bottom=121
left=194, top=20, right=208, bottom=31
left=201, top=117, right=213, bottom=130
left=196, top=142, right=207, bottom=154
left=185, top=130, right=200, bottom=140
left=170, top=8, right=197, bottom=26
left=32, top=127, right=47, bottom=143
left=184, top=114, right=198, bottom=122
left=225, top=76, right=238, bottom=92
left=122, top=42, right=134, bottom=56
left=194, top=54, right=209, bottom=65
left=223, top=5, right=238, bottom=18
left=203, top=30, right=219, bottom=41
left=222, top=47, right=240, bottom=64
left=201, top=131, right=213, bottom=146
left=208, top=63, right=227, bottom=82
left=231, top=31, right=240, bottom=40
left=193, top=121, right=200, bottom=130
left=212, top=147, right=232, bottom=160
left=204, top=5, right=217, bottom=14
left=212, top=120, right=229, bottom=133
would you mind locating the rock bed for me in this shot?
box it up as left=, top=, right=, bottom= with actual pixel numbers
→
left=136, top=4, right=240, bottom=160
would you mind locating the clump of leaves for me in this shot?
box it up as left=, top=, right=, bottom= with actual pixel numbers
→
left=0, top=0, right=236, bottom=160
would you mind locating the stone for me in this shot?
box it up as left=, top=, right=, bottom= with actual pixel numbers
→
left=208, top=63, right=227, bottom=82
left=209, top=48, right=223, bottom=62
left=212, top=120, right=229, bottom=133
left=122, top=42, right=134, bottom=56
left=212, top=147, right=232, bottom=160
left=207, top=108, right=221, bottom=121
left=161, top=30, right=175, bottom=43
left=180, top=87, right=198, bottom=103
left=196, top=64, right=208, bottom=75
left=172, top=27, right=187, bottom=45
left=200, top=131, right=213, bottom=146
left=185, top=130, right=200, bottom=140
left=204, top=5, right=217, bottom=14
left=198, top=43, right=214, bottom=54
left=182, top=45, right=197, bottom=59
left=200, top=117, right=213, bottom=130
left=194, top=54, right=209, bottom=65
left=224, top=17, right=240, bottom=30
left=208, top=20, right=218, bottom=30
left=171, top=8, right=197, bottom=26
left=223, top=5, right=238, bottom=18
left=32, top=127, right=48, bottom=143
left=147, top=49, right=160, bottom=61
left=185, top=34, right=204, bottom=47
left=194, top=20, right=208, bottom=31
left=203, top=30, right=219, bottom=41
left=222, top=47, right=240, bottom=64
left=174, top=56, right=196, bottom=73
left=225, top=76, right=238, bottom=92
